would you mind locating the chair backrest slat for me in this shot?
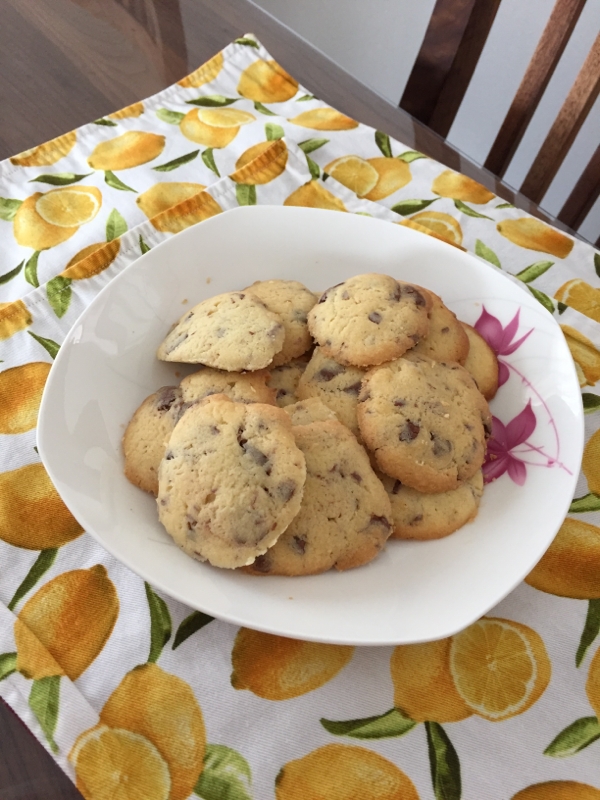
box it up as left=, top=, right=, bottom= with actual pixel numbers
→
left=484, top=0, right=587, bottom=177
left=427, top=0, right=502, bottom=137
left=557, top=144, right=600, bottom=230
left=520, top=32, right=600, bottom=204
left=399, top=0, right=498, bottom=131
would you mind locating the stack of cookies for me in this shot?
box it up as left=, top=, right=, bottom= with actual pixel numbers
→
left=123, top=274, right=499, bottom=576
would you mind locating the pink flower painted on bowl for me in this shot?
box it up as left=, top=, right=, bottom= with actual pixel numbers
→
left=483, top=402, right=536, bottom=485
left=474, top=307, right=533, bottom=386
left=475, top=305, right=572, bottom=485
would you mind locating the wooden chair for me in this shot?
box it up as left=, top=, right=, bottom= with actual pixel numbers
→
left=400, top=0, right=600, bottom=246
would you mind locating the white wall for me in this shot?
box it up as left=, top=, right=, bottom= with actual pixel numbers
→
left=250, top=0, right=437, bottom=105
left=251, top=0, right=600, bottom=242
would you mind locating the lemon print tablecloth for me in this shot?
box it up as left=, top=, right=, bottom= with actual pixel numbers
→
left=2, top=35, right=600, bottom=800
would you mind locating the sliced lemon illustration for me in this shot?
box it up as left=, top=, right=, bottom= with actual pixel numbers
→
left=449, top=617, right=551, bottom=720
left=180, top=108, right=254, bottom=148
left=325, top=155, right=379, bottom=197
left=35, top=186, right=101, bottom=228
left=70, top=725, right=171, bottom=800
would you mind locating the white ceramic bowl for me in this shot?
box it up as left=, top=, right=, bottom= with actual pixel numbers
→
left=38, top=207, right=583, bottom=645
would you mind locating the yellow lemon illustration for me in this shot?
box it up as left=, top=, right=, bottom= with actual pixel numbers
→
left=108, top=101, right=144, bottom=120
left=178, top=52, right=224, bottom=88
left=35, top=186, right=101, bottom=228
left=150, top=191, right=223, bottom=234
left=275, top=743, right=420, bottom=800
left=432, top=170, right=494, bottom=204
left=498, top=218, right=574, bottom=259
left=137, top=182, right=206, bottom=219
left=180, top=107, right=254, bottom=148
left=231, top=627, right=354, bottom=700
left=238, top=59, right=299, bottom=103
left=525, top=518, right=600, bottom=599
left=16, top=565, right=118, bottom=680
left=449, top=617, right=551, bottom=720
left=0, top=361, right=51, bottom=434
left=100, top=663, right=206, bottom=800
left=390, top=638, right=472, bottom=722
left=363, top=158, right=411, bottom=201
left=88, top=131, right=165, bottom=171
left=513, top=782, right=600, bottom=800
left=0, top=462, right=83, bottom=549
left=289, top=108, right=359, bottom=131
left=10, top=131, right=77, bottom=167
left=284, top=180, right=347, bottom=211
left=63, top=239, right=121, bottom=280
left=583, top=430, right=600, bottom=495
left=404, top=210, right=463, bottom=246
left=324, top=155, right=379, bottom=197
left=70, top=725, right=171, bottom=800
left=13, top=619, right=64, bottom=679
left=561, top=324, right=600, bottom=385
left=232, top=139, right=288, bottom=184
left=13, top=193, right=78, bottom=250
left=0, top=300, right=32, bottom=341
left=556, top=280, right=600, bottom=323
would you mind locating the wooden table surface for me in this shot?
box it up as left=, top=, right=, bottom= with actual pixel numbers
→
left=0, top=1, right=575, bottom=797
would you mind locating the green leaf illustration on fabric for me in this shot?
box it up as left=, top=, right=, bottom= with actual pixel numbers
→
left=153, top=150, right=200, bottom=172
left=454, top=199, right=492, bottom=220
left=576, top=600, right=600, bottom=667
left=265, top=123, right=285, bottom=141
left=47, top=276, right=72, bottom=319
left=397, top=150, right=427, bottom=163
left=391, top=198, right=438, bottom=216
left=496, top=202, right=515, bottom=209
left=0, top=653, right=17, bottom=682
left=297, top=94, right=315, bottom=101
left=24, top=251, right=40, bottom=288
left=194, top=744, right=252, bottom=800
left=28, top=331, right=60, bottom=359
left=298, top=138, right=329, bottom=155
left=320, top=708, right=416, bottom=739
left=594, top=253, right=600, bottom=278
left=104, top=171, right=136, bottom=192
left=527, top=286, right=555, bottom=314
left=156, top=109, right=185, bottom=125
left=105, top=208, right=128, bottom=242
left=557, top=301, right=568, bottom=314
left=202, top=148, right=220, bottom=177
left=139, top=234, right=151, bottom=255
left=7, top=549, right=58, bottom=612
left=94, top=118, right=118, bottom=126
left=375, top=131, right=392, bottom=158
left=28, top=173, right=93, bottom=186
left=425, top=721, right=461, bottom=800
left=254, top=101, right=276, bottom=116
left=583, top=394, right=600, bottom=414
left=0, top=261, right=23, bottom=285
left=187, top=95, right=238, bottom=107
left=145, top=582, right=172, bottom=663
left=306, top=156, right=320, bottom=180
left=515, top=261, right=554, bottom=283
left=545, top=716, right=600, bottom=756
left=475, top=239, right=501, bottom=268
left=236, top=184, right=257, bottom=206
left=0, top=198, right=22, bottom=222
left=570, top=493, right=600, bottom=512
left=234, top=37, right=259, bottom=48
left=29, top=676, right=60, bottom=753
left=173, top=611, right=214, bottom=650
